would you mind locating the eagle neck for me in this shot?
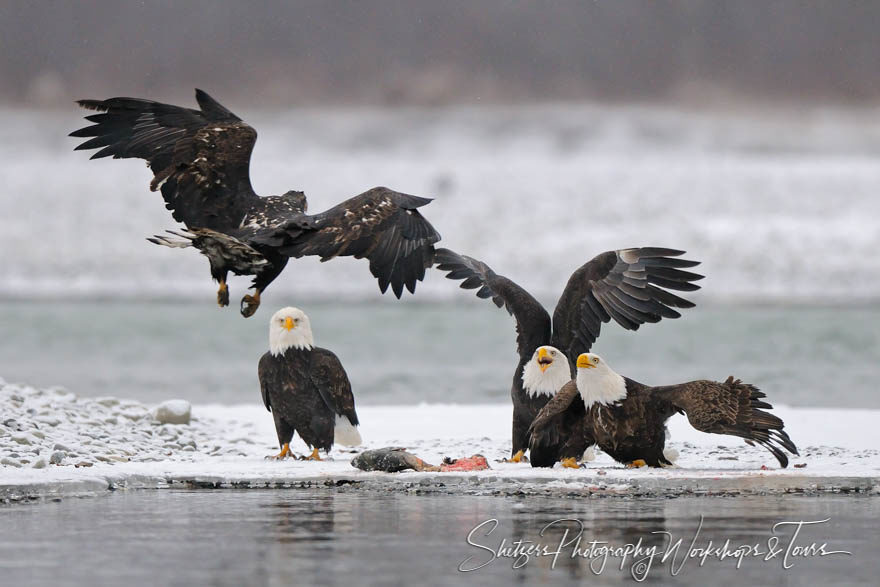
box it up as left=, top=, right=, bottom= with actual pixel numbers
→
left=577, top=369, right=627, bottom=409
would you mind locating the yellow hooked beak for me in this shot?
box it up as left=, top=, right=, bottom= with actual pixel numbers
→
left=576, top=354, right=596, bottom=369
left=284, top=316, right=295, bottom=331
left=537, top=347, right=552, bottom=372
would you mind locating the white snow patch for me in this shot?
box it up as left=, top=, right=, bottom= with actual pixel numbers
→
left=1, top=379, right=879, bottom=496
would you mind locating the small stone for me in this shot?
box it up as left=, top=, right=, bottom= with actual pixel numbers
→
left=95, top=397, right=120, bottom=408
left=11, top=434, right=32, bottom=445
left=0, top=457, right=21, bottom=468
left=31, top=430, right=46, bottom=439
left=151, top=400, right=192, bottom=425
left=32, top=458, right=47, bottom=469
left=74, top=461, right=93, bottom=468
left=53, top=443, right=71, bottom=452
left=50, top=451, right=65, bottom=465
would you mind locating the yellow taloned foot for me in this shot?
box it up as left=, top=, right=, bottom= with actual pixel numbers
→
left=240, top=289, right=262, bottom=317
left=560, top=457, right=580, bottom=469
left=626, top=459, right=647, bottom=468
left=267, top=443, right=291, bottom=460
left=507, top=449, right=525, bottom=463
left=217, top=280, right=229, bottom=307
left=306, top=447, right=322, bottom=461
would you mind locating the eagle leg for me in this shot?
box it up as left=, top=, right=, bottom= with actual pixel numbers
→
left=560, top=457, right=580, bottom=469
left=506, top=449, right=525, bottom=463
left=625, top=459, right=647, bottom=468
left=240, top=289, right=261, bottom=318
left=303, top=447, right=322, bottom=461
left=217, top=279, right=229, bottom=307
left=267, top=443, right=292, bottom=460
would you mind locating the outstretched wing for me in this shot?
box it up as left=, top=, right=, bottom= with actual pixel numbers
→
left=71, top=89, right=259, bottom=230
left=435, top=248, right=551, bottom=358
left=551, top=248, right=702, bottom=366
left=266, top=187, right=441, bottom=298
left=526, top=380, right=589, bottom=453
left=309, top=349, right=359, bottom=426
left=651, top=377, right=798, bottom=468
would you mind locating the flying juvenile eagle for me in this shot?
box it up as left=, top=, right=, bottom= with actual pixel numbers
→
left=528, top=352, right=798, bottom=469
left=258, top=307, right=362, bottom=460
left=435, top=247, right=703, bottom=462
left=70, top=90, right=440, bottom=316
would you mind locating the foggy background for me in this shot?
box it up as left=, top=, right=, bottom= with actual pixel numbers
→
left=3, top=1, right=880, bottom=108
left=0, top=2, right=878, bottom=405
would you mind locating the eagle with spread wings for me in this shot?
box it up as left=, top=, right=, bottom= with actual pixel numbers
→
left=435, top=247, right=703, bottom=462
left=70, top=89, right=440, bottom=316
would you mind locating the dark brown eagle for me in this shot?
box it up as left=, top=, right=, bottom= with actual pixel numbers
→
left=528, top=352, right=798, bottom=469
left=435, top=247, right=703, bottom=462
left=70, top=89, right=440, bottom=316
left=258, top=307, right=361, bottom=460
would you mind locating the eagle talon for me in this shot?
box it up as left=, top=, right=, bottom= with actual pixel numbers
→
left=560, top=457, right=580, bottom=469
left=267, top=443, right=292, bottom=460
left=240, top=292, right=261, bottom=317
left=626, top=459, right=647, bottom=469
left=505, top=449, right=526, bottom=463
left=217, top=282, right=229, bottom=307
left=301, top=447, right=322, bottom=462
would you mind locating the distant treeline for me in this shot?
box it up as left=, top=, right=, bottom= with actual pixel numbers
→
left=2, top=1, right=879, bottom=107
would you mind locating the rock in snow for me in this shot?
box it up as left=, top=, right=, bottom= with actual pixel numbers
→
left=151, top=400, right=192, bottom=425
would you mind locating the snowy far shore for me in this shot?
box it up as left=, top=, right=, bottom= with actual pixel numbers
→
left=1, top=377, right=878, bottom=502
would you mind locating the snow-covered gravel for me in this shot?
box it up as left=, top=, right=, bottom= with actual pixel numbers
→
left=2, top=377, right=879, bottom=501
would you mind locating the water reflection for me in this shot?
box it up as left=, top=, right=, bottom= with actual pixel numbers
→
left=1, top=490, right=876, bottom=586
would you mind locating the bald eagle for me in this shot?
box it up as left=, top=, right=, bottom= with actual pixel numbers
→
left=528, top=352, right=798, bottom=468
left=70, top=90, right=440, bottom=316
left=435, top=247, right=702, bottom=462
left=258, top=307, right=361, bottom=460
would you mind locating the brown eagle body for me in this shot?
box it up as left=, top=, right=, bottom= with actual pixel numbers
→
left=71, top=90, right=440, bottom=316
left=435, top=247, right=703, bottom=457
left=529, top=372, right=798, bottom=468
left=258, top=347, right=359, bottom=453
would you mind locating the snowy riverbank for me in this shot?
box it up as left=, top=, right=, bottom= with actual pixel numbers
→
left=1, top=378, right=878, bottom=501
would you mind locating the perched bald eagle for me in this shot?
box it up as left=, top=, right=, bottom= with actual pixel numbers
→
left=435, top=247, right=702, bottom=461
left=70, top=90, right=440, bottom=316
left=528, top=352, right=798, bottom=468
left=258, top=307, right=361, bottom=460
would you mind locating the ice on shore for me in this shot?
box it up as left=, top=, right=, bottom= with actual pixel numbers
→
left=1, top=378, right=879, bottom=500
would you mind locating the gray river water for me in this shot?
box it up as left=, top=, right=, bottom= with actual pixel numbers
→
left=1, top=489, right=876, bottom=586
left=1, top=300, right=878, bottom=408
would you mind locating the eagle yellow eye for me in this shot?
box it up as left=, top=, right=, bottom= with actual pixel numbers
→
left=551, top=350, right=557, bottom=356
left=593, top=358, right=599, bottom=364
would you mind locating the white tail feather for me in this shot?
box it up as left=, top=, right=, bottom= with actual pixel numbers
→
left=334, top=415, right=362, bottom=446
left=581, top=445, right=597, bottom=462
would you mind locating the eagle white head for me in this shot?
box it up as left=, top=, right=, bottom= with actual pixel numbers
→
left=575, top=352, right=627, bottom=407
left=269, top=307, right=314, bottom=356
left=521, top=345, right=572, bottom=397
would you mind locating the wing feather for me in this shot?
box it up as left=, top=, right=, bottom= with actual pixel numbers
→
left=652, top=378, right=798, bottom=468
left=551, top=248, right=702, bottom=366
left=272, top=187, right=440, bottom=298
left=308, top=350, right=359, bottom=426
left=435, top=247, right=551, bottom=358
left=71, top=89, right=259, bottom=230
